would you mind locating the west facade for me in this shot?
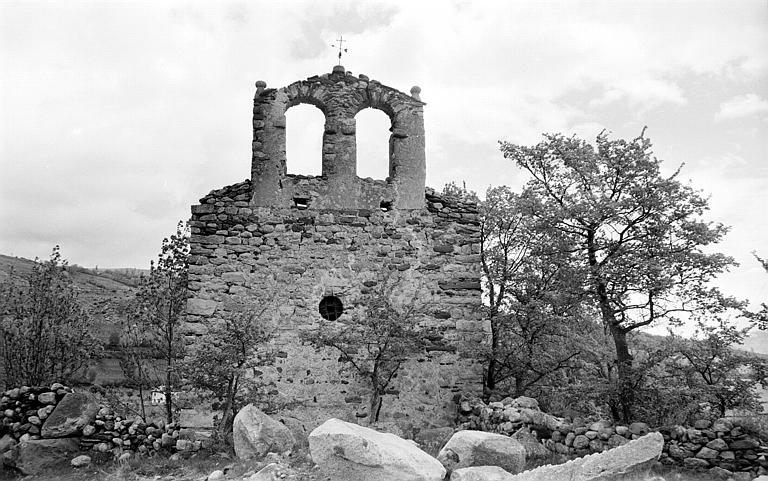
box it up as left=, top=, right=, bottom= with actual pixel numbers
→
left=185, top=66, right=485, bottom=430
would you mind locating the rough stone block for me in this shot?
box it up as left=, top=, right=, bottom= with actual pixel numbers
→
left=186, top=298, right=217, bottom=316
left=40, top=393, right=98, bottom=438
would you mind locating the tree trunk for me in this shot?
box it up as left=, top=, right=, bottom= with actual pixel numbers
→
left=138, top=384, right=146, bottom=421
left=608, top=323, right=634, bottom=423
left=588, top=229, right=634, bottom=423
left=484, top=313, right=501, bottom=402
left=370, top=390, right=383, bottom=424
left=219, top=374, right=239, bottom=439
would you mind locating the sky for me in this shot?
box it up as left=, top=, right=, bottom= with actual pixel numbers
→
left=1, top=0, right=766, bottom=318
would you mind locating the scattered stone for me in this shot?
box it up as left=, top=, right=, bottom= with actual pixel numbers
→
left=207, top=469, right=225, bottom=481
left=437, top=430, right=525, bottom=475
left=628, top=422, right=649, bottom=436
left=246, top=462, right=293, bottom=480
left=708, top=466, right=733, bottom=480
left=510, top=397, right=539, bottom=410
left=233, top=404, right=295, bottom=460
left=37, top=392, right=56, bottom=404
left=71, top=454, right=91, bottom=467
left=176, top=439, right=192, bottom=452
left=309, top=418, right=445, bottom=481
left=0, top=434, right=16, bottom=454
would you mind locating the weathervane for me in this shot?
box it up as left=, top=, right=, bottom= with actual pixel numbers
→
left=331, top=35, right=348, bottom=65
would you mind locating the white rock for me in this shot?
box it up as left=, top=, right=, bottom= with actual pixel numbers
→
left=438, top=430, right=525, bottom=475
left=309, top=418, right=446, bottom=481
left=71, top=454, right=91, bottom=468
left=451, top=466, right=514, bottom=481
left=233, top=404, right=295, bottom=460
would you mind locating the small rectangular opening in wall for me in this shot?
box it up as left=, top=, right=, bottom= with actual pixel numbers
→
left=380, top=200, right=392, bottom=212
left=294, top=196, right=310, bottom=210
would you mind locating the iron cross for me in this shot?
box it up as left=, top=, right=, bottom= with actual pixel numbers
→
left=332, top=35, right=348, bottom=65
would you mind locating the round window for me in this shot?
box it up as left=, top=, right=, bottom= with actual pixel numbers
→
left=319, top=296, right=344, bottom=321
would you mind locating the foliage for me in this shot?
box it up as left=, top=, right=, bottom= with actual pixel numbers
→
left=441, top=181, right=479, bottom=203
left=0, top=246, right=102, bottom=387
left=668, top=318, right=767, bottom=417
left=478, top=185, right=595, bottom=400
left=500, top=130, right=739, bottom=422
left=182, top=301, right=276, bottom=439
left=750, top=252, right=768, bottom=330
left=301, top=276, right=426, bottom=423
left=133, top=221, right=189, bottom=423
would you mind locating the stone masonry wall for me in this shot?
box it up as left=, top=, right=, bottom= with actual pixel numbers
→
left=186, top=182, right=486, bottom=430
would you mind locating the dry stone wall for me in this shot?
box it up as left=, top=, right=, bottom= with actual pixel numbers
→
left=458, top=395, right=768, bottom=479
left=0, top=384, right=204, bottom=468
left=187, top=182, right=485, bottom=430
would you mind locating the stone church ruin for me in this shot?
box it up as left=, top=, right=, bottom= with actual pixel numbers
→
left=185, top=66, right=485, bottom=428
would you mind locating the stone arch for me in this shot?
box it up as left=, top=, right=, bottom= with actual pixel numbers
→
left=355, top=107, right=392, bottom=180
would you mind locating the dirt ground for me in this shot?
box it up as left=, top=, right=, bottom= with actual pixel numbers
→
left=0, top=450, right=323, bottom=481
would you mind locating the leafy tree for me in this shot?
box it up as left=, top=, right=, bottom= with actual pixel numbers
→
left=500, top=130, right=738, bottom=422
left=478, top=185, right=592, bottom=400
left=0, top=246, right=102, bottom=387
left=134, top=222, right=189, bottom=423
left=669, top=318, right=767, bottom=417
left=183, top=302, right=275, bottom=438
left=301, top=277, right=425, bottom=423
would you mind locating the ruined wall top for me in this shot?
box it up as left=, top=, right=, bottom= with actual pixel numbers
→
left=251, top=66, right=426, bottom=210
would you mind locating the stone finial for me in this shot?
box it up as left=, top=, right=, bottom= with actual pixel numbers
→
left=410, top=86, right=422, bottom=101
left=255, top=81, right=267, bottom=95
left=332, top=65, right=345, bottom=75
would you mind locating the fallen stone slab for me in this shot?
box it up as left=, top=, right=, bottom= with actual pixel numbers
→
left=505, top=431, right=664, bottom=481
left=450, top=465, right=515, bottom=481
left=438, top=430, right=525, bottom=475
left=40, top=392, right=98, bottom=438
left=308, top=418, right=446, bottom=481
left=233, top=404, right=296, bottom=460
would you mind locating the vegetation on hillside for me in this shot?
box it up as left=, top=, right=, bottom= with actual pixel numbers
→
left=0, top=247, right=103, bottom=388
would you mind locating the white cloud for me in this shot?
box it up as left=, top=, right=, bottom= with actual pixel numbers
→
left=715, top=94, right=768, bottom=121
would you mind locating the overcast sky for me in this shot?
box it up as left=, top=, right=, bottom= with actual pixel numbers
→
left=1, top=0, right=766, bottom=314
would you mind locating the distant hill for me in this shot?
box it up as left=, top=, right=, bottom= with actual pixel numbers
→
left=743, top=329, right=768, bottom=356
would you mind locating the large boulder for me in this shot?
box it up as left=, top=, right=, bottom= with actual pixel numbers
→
left=437, top=430, right=526, bottom=475
left=233, top=404, right=295, bottom=460
left=11, top=438, right=80, bottom=475
left=451, top=466, right=515, bottom=481
left=308, top=418, right=446, bottom=481
left=40, top=392, right=98, bottom=438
